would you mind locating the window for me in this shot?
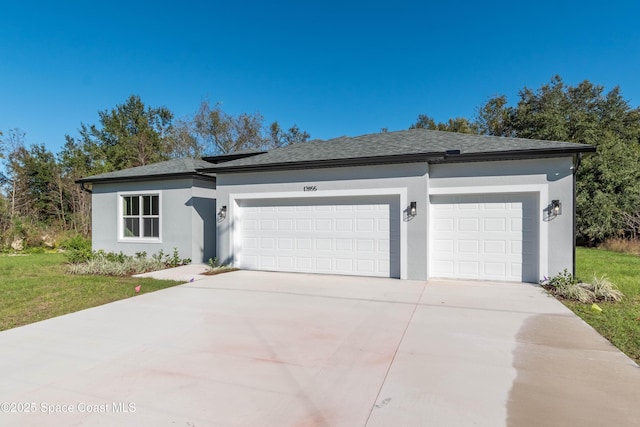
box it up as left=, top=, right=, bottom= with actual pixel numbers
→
left=121, top=194, right=160, bottom=239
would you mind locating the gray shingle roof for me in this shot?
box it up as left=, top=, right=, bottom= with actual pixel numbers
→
left=77, top=158, right=215, bottom=183
left=204, top=129, right=594, bottom=172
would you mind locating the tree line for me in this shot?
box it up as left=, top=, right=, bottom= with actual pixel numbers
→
left=409, top=76, right=640, bottom=244
left=1, top=75, right=639, bottom=250
left=0, top=97, right=310, bottom=249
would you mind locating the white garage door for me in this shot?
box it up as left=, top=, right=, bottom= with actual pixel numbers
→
left=430, top=193, right=538, bottom=282
left=236, top=196, right=400, bottom=278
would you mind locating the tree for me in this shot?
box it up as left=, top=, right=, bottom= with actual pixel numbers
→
left=5, top=141, right=63, bottom=225
left=475, top=95, right=515, bottom=137
left=166, top=118, right=203, bottom=159
left=74, top=95, right=175, bottom=171
left=193, top=100, right=263, bottom=154
left=193, top=100, right=310, bottom=155
left=267, top=122, right=311, bottom=148
left=475, top=76, right=640, bottom=243
left=410, top=114, right=477, bottom=134
left=58, top=136, right=95, bottom=234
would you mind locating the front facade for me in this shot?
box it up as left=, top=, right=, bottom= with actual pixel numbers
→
left=78, top=129, right=594, bottom=283
left=214, top=157, right=572, bottom=282
left=79, top=159, right=217, bottom=263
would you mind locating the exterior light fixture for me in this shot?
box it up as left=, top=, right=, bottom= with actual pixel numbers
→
left=218, top=205, right=227, bottom=220
left=551, top=200, right=561, bottom=216
left=410, top=201, right=417, bottom=216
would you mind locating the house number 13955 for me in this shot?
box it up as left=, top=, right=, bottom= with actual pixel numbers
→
left=303, top=186, right=317, bottom=191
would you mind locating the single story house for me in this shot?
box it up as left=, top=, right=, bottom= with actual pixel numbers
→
left=77, top=128, right=595, bottom=283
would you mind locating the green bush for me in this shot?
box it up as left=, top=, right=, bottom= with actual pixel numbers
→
left=61, top=235, right=93, bottom=263
left=67, top=248, right=190, bottom=276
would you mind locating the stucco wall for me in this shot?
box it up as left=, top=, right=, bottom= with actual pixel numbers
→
left=216, top=163, right=429, bottom=280
left=217, top=156, right=576, bottom=282
left=91, top=178, right=216, bottom=262
left=429, top=157, right=575, bottom=278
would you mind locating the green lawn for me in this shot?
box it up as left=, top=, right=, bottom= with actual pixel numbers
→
left=0, top=253, right=182, bottom=331
left=571, top=247, right=640, bottom=364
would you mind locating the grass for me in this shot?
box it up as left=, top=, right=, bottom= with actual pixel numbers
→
left=0, top=253, right=183, bottom=331
left=600, top=237, right=640, bottom=256
left=570, top=247, right=640, bottom=364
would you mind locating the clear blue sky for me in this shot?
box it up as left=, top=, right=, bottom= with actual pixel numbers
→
left=2, top=0, right=639, bottom=154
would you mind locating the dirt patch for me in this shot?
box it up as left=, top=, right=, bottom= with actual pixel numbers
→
left=507, top=314, right=640, bottom=426
left=202, top=267, right=239, bottom=276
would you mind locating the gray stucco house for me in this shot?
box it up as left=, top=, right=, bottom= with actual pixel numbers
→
left=77, top=129, right=595, bottom=283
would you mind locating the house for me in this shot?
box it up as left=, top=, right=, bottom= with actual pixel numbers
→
left=77, top=129, right=595, bottom=283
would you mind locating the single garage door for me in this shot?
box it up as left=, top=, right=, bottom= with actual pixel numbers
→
left=429, top=193, right=538, bottom=282
left=236, top=196, right=400, bottom=278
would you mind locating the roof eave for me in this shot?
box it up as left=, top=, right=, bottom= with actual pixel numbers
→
left=75, top=172, right=216, bottom=185
left=436, top=146, right=597, bottom=163
left=197, top=152, right=446, bottom=173
left=200, top=146, right=596, bottom=173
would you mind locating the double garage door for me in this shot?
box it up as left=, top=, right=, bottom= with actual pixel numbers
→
left=234, top=193, right=538, bottom=282
left=236, top=196, right=401, bottom=278
left=430, top=193, right=538, bottom=283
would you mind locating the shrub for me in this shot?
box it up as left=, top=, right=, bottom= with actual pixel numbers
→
left=541, top=270, right=624, bottom=303
left=67, top=248, right=190, bottom=276
left=61, top=235, right=93, bottom=263
left=67, top=252, right=165, bottom=276
left=590, top=275, right=624, bottom=302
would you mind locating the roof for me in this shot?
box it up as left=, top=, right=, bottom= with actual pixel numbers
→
left=202, top=150, right=266, bottom=164
left=76, top=158, right=215, bottom=184
left=200, top=129, right=595, bottom=173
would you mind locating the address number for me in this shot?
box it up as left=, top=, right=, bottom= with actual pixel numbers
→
left=303, top=186, right=317, bottom=191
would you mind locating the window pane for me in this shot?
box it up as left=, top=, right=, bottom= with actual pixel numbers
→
left=151, top=195, right=159, bottom=215
left=143, top=196, right=151, bottom=216
left=131, top=196, right=139, bottom=215
left=123, top=196, right=131, bottom=216
left=124, top=218, right=139, bottom=237
left=143, top=218, right=159, bottom=237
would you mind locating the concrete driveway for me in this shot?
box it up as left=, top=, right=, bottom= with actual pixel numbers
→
left=1, top=271, right=638, bottom=426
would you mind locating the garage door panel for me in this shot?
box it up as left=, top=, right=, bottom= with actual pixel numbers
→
left=237, top=196, right=399, bottom=278
left=430, top=193, right=538, bottom=282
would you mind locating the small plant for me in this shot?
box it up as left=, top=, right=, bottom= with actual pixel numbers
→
left=545, top=269, right=578, bottom=288
left=203, top=257, right=237, bottom=276
left=541, top=269, right=624, bottom=304
left=67, top=248, right=190, bottom=276
left=152, top=249, right=165, bottom=263
left=590, top=274, right=624, bottom=302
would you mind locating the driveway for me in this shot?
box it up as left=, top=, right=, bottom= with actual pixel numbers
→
left=1, top=271, right=638, bottom=426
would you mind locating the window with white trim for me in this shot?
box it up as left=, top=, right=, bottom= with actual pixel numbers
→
left=121, top=194, right=160, bottom=239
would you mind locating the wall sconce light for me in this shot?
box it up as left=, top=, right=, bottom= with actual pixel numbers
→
left=218, top=205, right=227, bottom=220
left=551, top=200, right=561, bottom=216
left=409, top=201, right=417, bottom=216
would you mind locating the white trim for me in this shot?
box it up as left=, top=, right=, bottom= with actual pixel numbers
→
left=229, top=188, right=408, bottom=279
left=117, top=190, right=162, bottom=244
left=429, top=184, right=545, bottom=195
left=428, top=184, right=549, bottom=280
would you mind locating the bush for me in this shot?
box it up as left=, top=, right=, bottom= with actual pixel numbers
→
left=590, top=275, right=624, bottom=302
left=66, top=248, right=190, bottom=276
left=61, top=235, right=93, bottom=263
left=541, top=270, right=624, bottom=303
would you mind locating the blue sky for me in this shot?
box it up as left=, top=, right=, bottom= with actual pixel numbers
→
left=1, top=0, right=639, bottom=154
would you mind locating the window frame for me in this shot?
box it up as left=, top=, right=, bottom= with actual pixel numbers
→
left=117, top=191, right=162, bottom=243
